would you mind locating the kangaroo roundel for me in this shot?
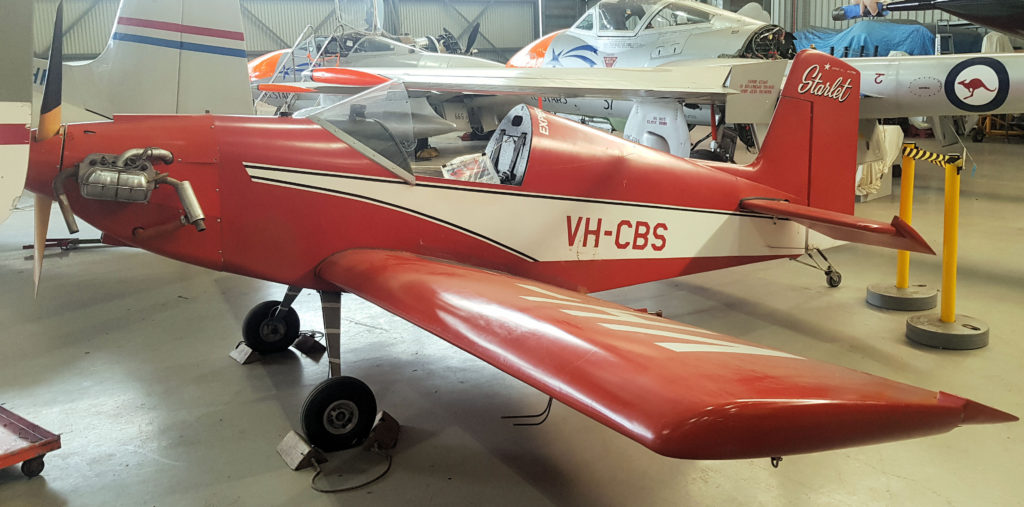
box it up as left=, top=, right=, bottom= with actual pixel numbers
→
left=944, top=57, right=1009, bottom=113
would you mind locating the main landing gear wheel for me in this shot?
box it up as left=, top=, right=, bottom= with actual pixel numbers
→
left=242, top=300, right=299, bottom=354
left=302, top=376, right=377, bottom=452
left=825, top=268, right=843, bottom=288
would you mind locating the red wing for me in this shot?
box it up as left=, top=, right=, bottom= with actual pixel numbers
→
left=317, top=249, right=1013, bottom=459
left=740, top=198, right=935, bottom=255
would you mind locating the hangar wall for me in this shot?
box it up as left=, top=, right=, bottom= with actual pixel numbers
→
left=30, top=0, right=540, bottom=64
left=28, top=0, right=976, bottom=64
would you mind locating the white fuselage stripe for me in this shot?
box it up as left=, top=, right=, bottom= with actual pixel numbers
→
left=244, top=163, right=809, bottom=262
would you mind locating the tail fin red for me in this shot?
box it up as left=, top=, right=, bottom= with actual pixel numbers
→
left=744, top=50, right=861, bottom=214
left=732, top=51, right=933, bottom=255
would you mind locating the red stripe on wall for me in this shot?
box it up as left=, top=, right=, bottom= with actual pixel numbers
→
left=0, top=124, right=30, bottom=145
left=117, top=16, right=245, bottom=41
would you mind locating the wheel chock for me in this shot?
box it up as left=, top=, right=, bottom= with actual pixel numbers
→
left=367, top=411, right=401, bottom=451
left=229, top=342, right=261, bottom=365
left=292, top=332, right=327, bottom=359
left=277, top=430, right=327, bottom=471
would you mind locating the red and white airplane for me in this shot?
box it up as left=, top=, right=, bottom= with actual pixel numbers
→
left=18, top=22, right=1017, bottom=460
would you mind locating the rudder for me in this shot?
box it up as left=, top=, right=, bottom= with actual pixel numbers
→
left=744, top=50, right=861, bottom=215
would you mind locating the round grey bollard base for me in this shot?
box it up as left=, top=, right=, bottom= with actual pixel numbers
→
left=906, top=314, right=989, bottom=350
left=866, top=283, right=938, bottom=311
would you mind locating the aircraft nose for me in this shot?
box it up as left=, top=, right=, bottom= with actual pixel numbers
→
left=26, top=131, right=64, bottom=197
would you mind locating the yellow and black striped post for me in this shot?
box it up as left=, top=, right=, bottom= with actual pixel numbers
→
left=865, top=143, right=938, bottom=311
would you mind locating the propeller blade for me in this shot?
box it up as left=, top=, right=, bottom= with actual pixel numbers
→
left=33, top=194, right=52, bottom=297
left=32, top=2, right=64, bottom=296
left=464, top=22, right=480, bottom=54
left=37, top=1, right=63, bottom=143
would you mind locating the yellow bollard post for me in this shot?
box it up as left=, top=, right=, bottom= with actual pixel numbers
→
left=907, top=153, right=988, bottom=349
left=895, top=152, right=915, bottom=290
left=940, top=157, right=960, bottom=323
left=866, top=143, right=936, bottom=310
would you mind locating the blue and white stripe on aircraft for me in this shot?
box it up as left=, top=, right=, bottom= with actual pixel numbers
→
left=111, top=32, right=247, bottom=58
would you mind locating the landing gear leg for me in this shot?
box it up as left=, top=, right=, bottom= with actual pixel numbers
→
left=241, top=286, right=303, bottom=353
left=793, top=248, right=843, bottom=288
left=300, top=291, right=378, bottom=451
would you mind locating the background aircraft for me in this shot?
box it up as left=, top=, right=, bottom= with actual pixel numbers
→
left=13, top=37, right=1016, bottom=460
left=505, top=0, right=795, bottom=68
left=264, top=0, right=1024, bottom=163
left=29, top=0, right=252, bottom=123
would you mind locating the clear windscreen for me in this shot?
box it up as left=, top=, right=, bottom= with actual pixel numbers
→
left=303, top=81, right=416, bottom=175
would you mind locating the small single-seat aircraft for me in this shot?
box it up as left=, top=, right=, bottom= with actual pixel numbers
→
left=18, top=8, right=1017, bottom=459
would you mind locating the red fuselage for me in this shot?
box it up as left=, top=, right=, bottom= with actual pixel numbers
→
left=27, top=112, right=800, bottom=294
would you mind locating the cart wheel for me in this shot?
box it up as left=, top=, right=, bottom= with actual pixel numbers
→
left=825, top=269, right=842, bottom=288
left=971, top=128, right=985, bottom=143
left=21, top=456, right=45, bottom=477
left=242, top=300, right=299, bottom=354
left=301, top=376, right=377, bottom=452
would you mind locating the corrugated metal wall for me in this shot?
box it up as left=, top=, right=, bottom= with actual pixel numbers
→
left=31, top=0, right=537, bottom=63
left=33, top=0, right=120, bottom=60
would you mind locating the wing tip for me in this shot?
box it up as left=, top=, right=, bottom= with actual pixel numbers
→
left=959, top=398, right=1018, bottom=425
left=890, top=215, right=936, bottom=255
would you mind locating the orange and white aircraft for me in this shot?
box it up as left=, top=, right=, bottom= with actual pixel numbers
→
left=14, top=10, right=1016, bottom=462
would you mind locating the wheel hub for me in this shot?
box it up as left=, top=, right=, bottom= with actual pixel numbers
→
left=259, top=317, right=286, bottom=342
left=323, top=400, right=359, bottom=435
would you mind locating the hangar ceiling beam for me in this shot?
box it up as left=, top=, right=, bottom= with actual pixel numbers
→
left=442, top=0, right=501, bottom=52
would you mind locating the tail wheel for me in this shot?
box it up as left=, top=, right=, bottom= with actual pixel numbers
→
left=302, top=376, right=377, bottom=452
left=242, top=300, right=299, bottom=353
left=825, top=268, right=843, bottom=288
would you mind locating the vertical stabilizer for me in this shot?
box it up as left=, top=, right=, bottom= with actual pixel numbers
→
left=735, top=50, right=861, bottom=214
left=39, top=0, right=252, bottom=119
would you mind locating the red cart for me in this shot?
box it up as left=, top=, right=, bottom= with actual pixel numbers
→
left=0, top=406, right=61, bottom=477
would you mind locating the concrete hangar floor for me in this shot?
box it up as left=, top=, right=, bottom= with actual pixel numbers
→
left=0, top=137, right=1021, bottom=506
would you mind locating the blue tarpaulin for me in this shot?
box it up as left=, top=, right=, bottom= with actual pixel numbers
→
left=795, top=21, right=935, bottom=57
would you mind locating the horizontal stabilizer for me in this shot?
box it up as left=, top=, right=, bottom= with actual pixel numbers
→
left=740, top=198, right=935, bottom=255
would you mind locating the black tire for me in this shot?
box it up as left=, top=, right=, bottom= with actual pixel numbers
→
left=301, top=376, right=377, bottom=452
left=826, top=269, right=842, bottom=288
left=21, top=456, right=44, bottom=477
left=971, top=128, right=985, bottom=143
left=241, top=300, right=299, bottom=354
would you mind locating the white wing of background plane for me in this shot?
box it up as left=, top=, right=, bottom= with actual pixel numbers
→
left=269, top=59, right=788, bottom=124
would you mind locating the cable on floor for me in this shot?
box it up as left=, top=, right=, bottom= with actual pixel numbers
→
left=309, top=443, right=393, bottom=493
